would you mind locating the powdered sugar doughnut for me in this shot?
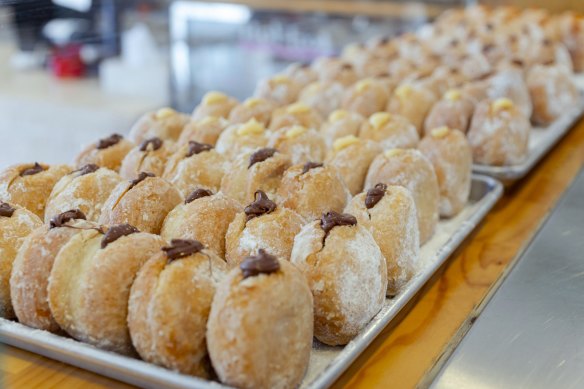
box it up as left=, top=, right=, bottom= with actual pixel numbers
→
left=486, top=68, right=533, bottom=118
left=254, top=75, right=301, bottom=107
left=178, top=116, right=230, bottom=147
left=119, top=138, right=174, bottom=180
left=359, top=112, right=419, bottom=150
left=387, top=83, right=437, bottom=135
left=283, top=62, right=318, bottom=88
left=129, top=108, right=189, bottom=144
left=424, top=89, right=476, bottom=135
left=341, top=78, right=390, bottom=117
left=268, top=102, right=323, bottom=132
left=75, top=133, right=134, bottom=172
left=228, top=98, right=276, bottom=127
left=298, top=81, right=345, bottom=118
left=311, top=57, right=359, bottom=87
left=266, top=125, right=326, bottom=165
left=192, top=91, right=238, bottom=121
left=320, top=110, right=365, bottom=148
left=290, top=212, right=387, bottom=345
left=215, top=119, right=270, bottom=160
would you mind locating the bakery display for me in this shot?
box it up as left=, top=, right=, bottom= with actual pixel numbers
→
left=215, top=119, right=271, bottom=160
left=178, top=116, right=230, bottom=147
left=220, top=148, right=291, bottom=205
left=163, top=141, right=226, bottom=196
left=48, top=225, right=165, bottom=354
left=207, top=250, right=313, bottom=389
left=467, top=98, right=531, bottom=166
left=291, top=211, right=387, bottom=345
left=74, top=133, right=134, bottom=172
left=128, top=239, right=228, bottom=377
left=192, top=91, right=238, bottom=121
left=419, top=127, right=472, bottom=217
left=0, top=162, right=71, bottom=218
left=278, top=162, right=350, bottom=221
left=345, top=184, right=420, bottom=295
left=228, top=97, right=276, bottom=127
left=45, top=164, right=124, bottom=223
left=424, top=89, right=475, bottom=135
left=160, top=189, right=241, bottom=258
left=365, top=149, right=439, bottom=244
left=10, top=210, right=95, bottom=331
left=268, top=102, right=323, bottom=132
left=266, top=125, right=326, bottom=165
left=128, top=108, right=190, bottom=144
left=359, top=112, right=420, bottom=150
left=320, top=109, right=365, bottom=148
left=0, top=202, right=42, bottom=318
left=225, top=190, right=304, bottom=266
left=119, top=138, right=174, bottom=180
left=99, top=173, right=182, bottom=234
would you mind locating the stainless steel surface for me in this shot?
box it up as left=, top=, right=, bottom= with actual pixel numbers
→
left=430, top=168, right=584, bottom=389
left=0, top=175, right=503, bottom=389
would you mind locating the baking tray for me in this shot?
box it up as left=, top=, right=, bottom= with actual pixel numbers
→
left=0, top=175, right=503, bottom=389
left=473, top=76, right=584, bottom=185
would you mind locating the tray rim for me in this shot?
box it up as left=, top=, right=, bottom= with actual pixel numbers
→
left=0, top=175, right=503, bottom=389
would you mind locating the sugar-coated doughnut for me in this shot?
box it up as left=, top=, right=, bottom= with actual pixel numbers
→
left=298, top=81, right=345, bottom=118
left=266, top=125, right=326, bottom=165
left=268, top=102, right=323, bottom=132
left=311, top=57, right=359, bottom=87
left=228, top=98, right=276, bottom=127
left=254, top=75, right=301, bottom=107
left=341, top=78, right=390, bottom=117
left=283, top=62, right=318, bottom=88
left=119, top=138, right=174, bottom=180
left=320, top=110, right=364, bottom=148
left=215, top=119, right=270, bottom=160
left=178, top=116, right=230, bottom=147
left=75, top=133, right=134, bottom=172
left=359, top=112, right=419, bottom=150
left=128, top=108, right=189, bottom=144
left=387, top=83, right=437, bottom=135
left=424, top=89, right=476, bottom=135
left=192, top=91, right=238, bottom=121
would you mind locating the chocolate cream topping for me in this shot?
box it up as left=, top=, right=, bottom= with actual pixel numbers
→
left=240, top=249, right=280, bottom=279
left=185, top=188, right=213, bottom=204
left=186, top=141, right=213, bottom=157
left=248, top=148, right=277, bottom=169
left=74, top=164, right=100, bottom=176
left=244, top=190, right=276, bottom=221
left=0, top=202, right=15, bottom=218
left=302, top=162, right=323, bottom=174
left=365, top=183, right=387, bottom=209
left=96, top=134, right=123, bottom=150
left=49, top=209, right=87, bottom=229
left=101, top=224, right=139, bottom=248
left=139, top=137, right=163, bottom=152
left=128, top=172, right=155, bottom=190
left=20, top=162, right=46, bottom=177
left=320, top=211, right=357, bottom=239
left=162, top=239, right=205, bottom=261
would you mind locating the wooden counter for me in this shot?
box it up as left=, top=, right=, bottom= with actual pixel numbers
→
left=2, top=119, right=584, bottom=388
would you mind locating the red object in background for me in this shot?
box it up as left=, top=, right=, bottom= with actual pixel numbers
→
left=50, top=44, right=85, bottom=78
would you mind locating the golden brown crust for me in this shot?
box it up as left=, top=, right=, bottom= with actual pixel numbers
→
left=215, top=123, right=270, bottom=160
left=387, top=83, right=438, bottom=135
left=341, top=79, right=389, bottom=117
left=178, top=116, right=230, bottom=147
left=359, top=112, right=420, bottom=150
left=48, top=229, right=165, bottom=354
left=268, top=103, right=323, bottom=132
left=74, top=137, right=135, bottom=172
left=207, top=259, right=313, bottom=389
left=290, top=220, right=387, bottom=345
left=128, top=109, right=190, bottom=144
left=228, top=98, right=276, bottom=127
left=266, top=127, right=326, bottom=165
left=424, top=93, right=475, bottom=135
left=253, top=75, right=302, bottom=107
left=192, top=93, right=239, bottom=121
left=98, top=176, right=182, bottom=234
left=161, top=193, right=241, bottom=257
left=0, top=163, right=71, bottom=218
left=128, top=249, right=227, bottom=377
left=119, top=140, right=175, bottom=180
left=45, top=167, right=124, bottom=223
left=0, top=204, right=42, bottom=318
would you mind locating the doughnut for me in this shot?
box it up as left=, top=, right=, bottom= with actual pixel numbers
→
left=311, top=57, right=359, bottom=87
left=283, top=62, right=318, bottom=88
left=365, top=149, right=439, bottom=244
left=74, top=133, right=134, bottom=172
left=424, top=89, right=476, bottom=135
left=220, top=148, right=291, bottom=205
left=268, top=102, right=323, bottom=132
left=486, top=68, right=533, bottom=118
left=278, top=162, right=350, bottom=221
left=345, top=184, right=420, bottom=295
left=0, top=202, right=42, bottom=318
left=290, top=211, right=387, bottom=345
left=387, top=83, right=438, bottom=135
left=253, top=75, right=301, bottom=107
left=128, top=108, right=189, bottom=144
left=48, top=225, right=165, bottom=354
left=298, top=81, right=345, bottom=118
left=45, top=164, right=123, bottom=222
left=161, top=189, right=241, bottom=258
left=325, top=136, right=382, bottom=195
left=119, top=138, right=174, bottom=180
left=128, top=239, right=228, bottom=377
left=266, top=125, right=326, bottom=165
left=99, top=173, right=182, bottom=234
left=320, top=110, right=364, bottom=148
left=228, top=98, right=276, bottom=127
left=10, top=210, right=96, bottom=331
left=341, top=78, right=390, bottom=117
left=467, top=98, right=531, bottom=166
left=192, top=91, right=238, bottom=121
left=178, top=116, right=230, bottom=147
left=359, top=112, right=420, bottom=150
left=225, top=190, right=304, bottom=266
left=163, top=141, right=226, bottom=196
left=207, top=250, right=313, bottom=389
left=215, top=119, right=270, bottom=160
left=419, top=127, right=472, bottom=217
left=0, top=162, right=71, bottom=218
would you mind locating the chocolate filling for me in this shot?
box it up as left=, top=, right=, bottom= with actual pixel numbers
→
left=185, top=188, right=214, bottom=204
left=365, top=183, right=387, bottom=209
left=128, top=172, right=155, bottom=190
left=186, top=141, right=213, bottom=157
left=162, top=239, right=205, bottom=261
left=240, top=249, right=280, bottom=279
left=101, top=224, right=139, bottom=248
left=139, top=137, right=163, bottom=152
left=341, top=63, right=353, bottom=70
left=49, top=209, right=87, bottom=229
left=244, top=190, right=276, bottom=221
left=248, top=148, right=277, bottom=169
left=320, top=211, right=357, bottom=239
left=20, top=162, right=46, bottom=177
left=97, top=134, right=123, bottom=150
left=0, top=202, right=15, bottom=218
left=73, top=164, right=100, bottom=176
left=302, top=162, right=323, bottom=175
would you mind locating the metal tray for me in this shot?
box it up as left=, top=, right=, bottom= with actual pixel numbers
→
left=473, top=77, right=584, bottom=185
left=0, top=175, right=503, bottom=389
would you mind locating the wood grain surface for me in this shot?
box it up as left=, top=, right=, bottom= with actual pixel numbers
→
left=2, top=119, right=584, bottom=388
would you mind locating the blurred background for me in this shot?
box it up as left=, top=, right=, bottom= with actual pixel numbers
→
left=0, top=0, right=582, bottom=166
